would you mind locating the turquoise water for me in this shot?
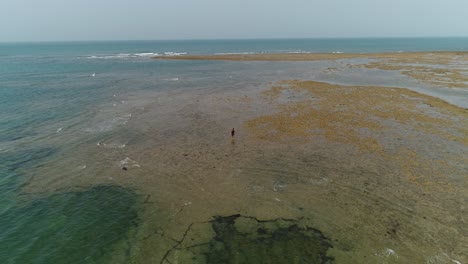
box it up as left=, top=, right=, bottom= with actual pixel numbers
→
left=0, top=38, right=467, bottom=263
left=1, top=186, right=138, bottom=264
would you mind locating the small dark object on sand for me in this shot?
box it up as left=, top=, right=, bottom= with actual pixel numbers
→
left=231, top=128, right=235, bottom=138
left=122, top=167, right=128, bottom=171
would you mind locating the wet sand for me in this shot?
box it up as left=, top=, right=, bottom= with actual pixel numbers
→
left=21, top=56, right=468, bottom=263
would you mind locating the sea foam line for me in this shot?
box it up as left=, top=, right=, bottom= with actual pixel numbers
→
left=85, top=51, right=188, bottom=59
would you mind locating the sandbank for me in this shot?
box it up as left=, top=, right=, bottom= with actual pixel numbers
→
left=153, top=51, right=468, bottom=62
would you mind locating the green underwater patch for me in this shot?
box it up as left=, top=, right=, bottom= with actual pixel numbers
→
left=163, top=214, right=334, bottom=264
left=0, top=185, right=138, bottom=264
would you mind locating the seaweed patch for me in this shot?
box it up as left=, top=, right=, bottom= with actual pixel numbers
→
left=162, top=214, right=334, bottom=264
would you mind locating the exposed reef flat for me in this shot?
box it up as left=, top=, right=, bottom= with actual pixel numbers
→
left=23, top=79, right=467, bottom=263
left=154, top=52, right=468, bottom=89
left=21, top=58, right=467, bottom=263
left=153, top=51, right=468, bottom=62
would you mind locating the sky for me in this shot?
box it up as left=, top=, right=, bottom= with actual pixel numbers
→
left=1, top=0, right=468, bottom=42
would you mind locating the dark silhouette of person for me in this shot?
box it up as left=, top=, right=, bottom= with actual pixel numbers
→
left=231, top=128, right=235, bottom=138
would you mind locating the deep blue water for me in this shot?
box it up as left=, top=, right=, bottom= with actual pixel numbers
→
left=0, top=38, right=467, bottom=263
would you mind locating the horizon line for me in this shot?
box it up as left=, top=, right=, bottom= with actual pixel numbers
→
left=1, top=36, right=468, bottom=44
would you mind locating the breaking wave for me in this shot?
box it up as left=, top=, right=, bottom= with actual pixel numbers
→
left=85, top=51, right=188, bottom=59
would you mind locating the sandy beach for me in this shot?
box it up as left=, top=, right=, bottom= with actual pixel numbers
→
left=19, top=52, right=467, bottom=263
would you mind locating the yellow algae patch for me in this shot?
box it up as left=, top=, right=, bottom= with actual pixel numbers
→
left=365, top=63, right=468, bottom=89
left=377, top=52, right=468, bottom=65
left=246, top=81, right=467, bottom=149
left=245, top=80, right=467, bottom=190
left=361, top=52, right=468, bottom=89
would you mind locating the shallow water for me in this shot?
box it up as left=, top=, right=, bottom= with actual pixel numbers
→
left=0, top=186, right=138, bottom=264
left=1, top=41, right=467, bottom=263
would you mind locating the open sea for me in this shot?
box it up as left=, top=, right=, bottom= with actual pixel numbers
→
left=0, top=38, right=467, bottom=263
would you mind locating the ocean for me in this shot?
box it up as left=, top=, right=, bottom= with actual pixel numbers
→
left=0, top=38, right=467, bottom=263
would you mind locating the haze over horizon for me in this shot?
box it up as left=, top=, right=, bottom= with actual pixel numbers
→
left=1, top=0, right=468, bottom=42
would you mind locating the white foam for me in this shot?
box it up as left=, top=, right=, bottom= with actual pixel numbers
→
left=286, top=51, right=312, bottom=54
left=97, top=141, right=126, bottom=149
left=332, top=51, right=344, bottom=54
left=376, top=248, right=398, bottom=259
left=135, top=52, right=159, bottom=57
left=163, top=51, right=187, bottom=56
left=383, top=248, right=397, bottom=257
left=101, top=143, right=126, bottom=149
left=443, top=253, right=462, bottom=264
left=162, top=77, right=179, bottom=81
left=56, top=128, right=63, bottom=133
left=86, top=52, right=161, bottom=59
left=84, top=113, right=132, bottom=133
left=119, top=157, right=140, bottom=168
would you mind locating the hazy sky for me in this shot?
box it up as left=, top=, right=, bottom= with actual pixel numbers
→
left=1, top=0, right=468, bottom=42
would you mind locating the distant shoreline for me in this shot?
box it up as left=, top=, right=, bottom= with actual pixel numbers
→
left=153, top=51, right=468, bottom=109
left=153, top=51, right=468, bottom=61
